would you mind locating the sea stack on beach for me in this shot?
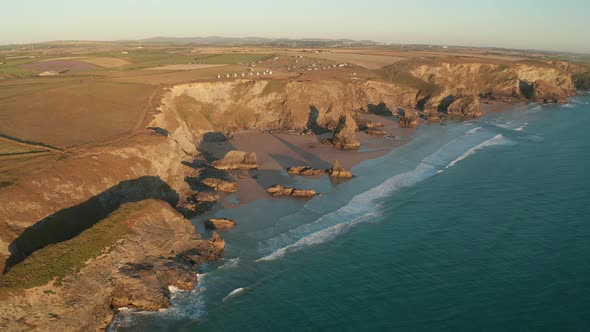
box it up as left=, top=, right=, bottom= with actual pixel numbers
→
left=327, top=160, right=353, bottom=178
left=332, top=114, right=361, bottom=150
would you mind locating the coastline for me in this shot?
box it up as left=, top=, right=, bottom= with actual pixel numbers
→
left=199, top=112, right=416, bottom=209
left=110, top=96, right=587, bottom=330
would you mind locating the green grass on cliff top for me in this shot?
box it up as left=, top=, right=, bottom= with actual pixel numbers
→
left=0, top=200, right=157, bottom=289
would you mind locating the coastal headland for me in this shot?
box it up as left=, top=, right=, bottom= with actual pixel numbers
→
left=0, top=41, right=589, bottom=330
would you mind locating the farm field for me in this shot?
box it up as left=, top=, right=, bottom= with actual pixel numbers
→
left=0, top=80, right=154, bottom=148
left=144, top=64, right=227, bottom=70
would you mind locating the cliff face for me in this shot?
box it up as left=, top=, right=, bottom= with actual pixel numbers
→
left=161, top=79, right=417, bottom=137
left=0, top=131, right=196, bottom=270
left=384, top=59, right=576, bottom=110
left=0, top=199, right=223, bottom=332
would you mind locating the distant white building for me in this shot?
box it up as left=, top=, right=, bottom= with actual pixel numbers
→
left=121, top=51, right=128, bottom=54
left=217, top=74, right=221, bottom=79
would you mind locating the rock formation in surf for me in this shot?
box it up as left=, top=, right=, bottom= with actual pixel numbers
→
left=327, top=160, right=353, bottom=178
left=266, top=184, right=316, bottom=197
left=205, top=218, right=237, bottom=230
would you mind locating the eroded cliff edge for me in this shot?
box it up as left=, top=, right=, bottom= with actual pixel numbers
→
left=0, top=58, right=586, bottom=330
left=0, top=199, right=224, bottom=331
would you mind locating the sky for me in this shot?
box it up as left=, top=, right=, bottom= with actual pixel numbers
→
left=1, top=0, right=589, bottom=53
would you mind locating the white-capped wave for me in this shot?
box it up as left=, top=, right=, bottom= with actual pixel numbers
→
left=514, top=122, right=528, bottom=132
left=257, top=213, right=378, bottom=261
left=466, top=127, right=482, bottom=134
left=260, top=161, right=442, bottom=257
left=526, top=105, right=542, bottom=113
left=223, top=288, right=247, bottom=302
left=444, top=134, right=513, bottom=170
left=218, top=258, right=241, bottom=270
left=562, top=103, right=575, bottom=108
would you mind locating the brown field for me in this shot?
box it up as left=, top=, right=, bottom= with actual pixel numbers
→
left=0, top=138, right=45, bottom=156
left=0, top=42, right=558, bottom=155
left=0, top=80, right=154, bottom=148
left=144, top=64, right=227, bottom=71
left=78, top=57, right=132, bottom=68
left=20, top=60, right=101, bottom=72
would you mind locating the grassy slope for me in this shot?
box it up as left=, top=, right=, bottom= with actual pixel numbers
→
left=0, top=200, right=157, bottom=289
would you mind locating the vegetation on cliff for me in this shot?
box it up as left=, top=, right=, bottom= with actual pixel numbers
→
left=0, top=201, right=154, bottom=289
left=573, top=72, right=590, bottom=90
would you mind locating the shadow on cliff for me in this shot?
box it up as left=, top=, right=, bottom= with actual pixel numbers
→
left=4, top=176, right=179, bottom=272
left=368, top=103, right=393, bottom=116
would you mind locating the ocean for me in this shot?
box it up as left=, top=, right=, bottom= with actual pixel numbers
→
left=112, top=95, right=590, bottom=331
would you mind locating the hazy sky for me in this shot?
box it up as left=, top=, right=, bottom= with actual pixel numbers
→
left=1, top=0, right=588, bottom=53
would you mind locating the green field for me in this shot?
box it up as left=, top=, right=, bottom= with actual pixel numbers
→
left=0, top=57, right=38, bottom=78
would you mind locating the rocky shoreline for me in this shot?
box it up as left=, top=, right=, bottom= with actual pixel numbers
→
left=0, top=58, right=587, bottom=331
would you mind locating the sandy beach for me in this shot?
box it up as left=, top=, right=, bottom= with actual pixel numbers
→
left=198, top=113, right=416, bottom=207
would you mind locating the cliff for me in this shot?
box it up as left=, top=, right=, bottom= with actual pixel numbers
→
left=0, top=57, right=583, bottom=331
left=0, top=199, right=224, bottom=331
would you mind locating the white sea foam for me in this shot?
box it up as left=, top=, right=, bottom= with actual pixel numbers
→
left=562, top=103, right=575, bottom=108
left=514, top=122, right=528, bottom=132
left=257, top=213, right=378, bottom=261
left=223, top=288, right=247, bottom=302
left=466, top=127, right=482, bottom=134
left=526, top=105, right=542, bottom=113
left=218, top=258, right=241, bottom=270
left=257, top=129, right=515, bottom=262
left=444, top=134, right=512, bottom=169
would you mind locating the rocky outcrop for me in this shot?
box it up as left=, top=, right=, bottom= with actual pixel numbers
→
left=211, top=151, right=257, bottom=170
left=332, top=114, right=361, bottom=150
left=391, top=59, right=576, bottom=112
left=399, top=109, right=420, bottom=128
left=205, top=218, right=236, bottom=230
left=287, top=166, right=325, bottom=176
left=366, top=129, right=387, bottom=136
left=0, top=200, right=223, bottom=332
left=193, top=191, right=219, bottom=203
left=208, top=232, right=226, bottom=253
left=266, top=184, right=316, bottom=197
left=532, top=80, right=570, bottom=103
left=327, top=160, right=353, bottom=178
left=447, top=95, right=482, bottom=118
left=201, top=178, right=239, bottom=193
left=365, top=122, right=384, bottom=129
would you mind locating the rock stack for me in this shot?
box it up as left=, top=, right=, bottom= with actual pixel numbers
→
left=332, top=114, right=361, bottom=150
left=327, top=160, right=353, bottom=178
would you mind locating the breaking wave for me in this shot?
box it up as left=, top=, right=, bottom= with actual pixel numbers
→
left=257, top=129, right=514, bottom=262
left=444, top=134, right=513, bottom=170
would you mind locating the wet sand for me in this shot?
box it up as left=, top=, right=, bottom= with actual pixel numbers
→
left=198, top=113, right=416, bottom=207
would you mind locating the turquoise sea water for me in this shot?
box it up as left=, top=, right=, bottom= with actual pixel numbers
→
left=113, top=95, right=590, bottom=331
